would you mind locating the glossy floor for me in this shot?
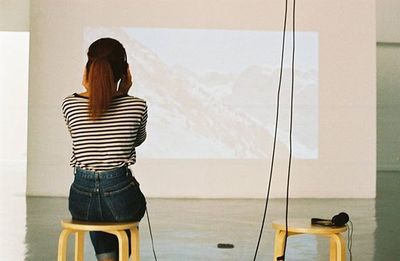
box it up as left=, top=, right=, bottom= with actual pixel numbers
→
left=1, top=171, right=399, bottom=260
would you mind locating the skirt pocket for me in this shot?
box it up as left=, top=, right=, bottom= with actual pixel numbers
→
left=103, top=180, right=146, bottom=222
left=68, top=184, right=92, bottom=221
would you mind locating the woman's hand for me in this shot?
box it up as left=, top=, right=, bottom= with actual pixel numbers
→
left=118, top=66, right=133, bottom=95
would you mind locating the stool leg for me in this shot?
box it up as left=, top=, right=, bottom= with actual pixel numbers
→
left=329, top=233, right=345, bottom=261
left=273, top=230, right=286, bottom=260
left=130, top=227, right=140, bottom=261
left=74, top=231, right=85, bottom=261
left=58, top=229, right=72, bottom=261
left=329, top=236, right=337, bottom=261
left=109, top=231, right=129, bottom=261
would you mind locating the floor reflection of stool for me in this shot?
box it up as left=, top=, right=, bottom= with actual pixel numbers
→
left=57, top=219, right=140, bottom=261
left=272, top=219, right=347, bottom=261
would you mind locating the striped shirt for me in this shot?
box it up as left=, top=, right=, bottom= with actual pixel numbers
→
left=62, top=93, right=147, bottom=171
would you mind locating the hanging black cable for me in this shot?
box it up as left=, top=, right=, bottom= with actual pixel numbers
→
left=252, top=0, right=289, bottom=260
left=347, top=220, right=354, bottom=261
left=280, top=0, right=296, bottom=259
left=145, top=208, right=158, bottom=261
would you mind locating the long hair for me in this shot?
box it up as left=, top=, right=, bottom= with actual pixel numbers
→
left=85, top=38, right=128, bottom=119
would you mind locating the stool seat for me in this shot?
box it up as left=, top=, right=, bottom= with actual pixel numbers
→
left=272, top=219, right=347, bottom=234
left=57, top=219, right=140, bottom=261
left=61, top=219, right=139, bottom=232
left=272, top=219, right=347, bottom=261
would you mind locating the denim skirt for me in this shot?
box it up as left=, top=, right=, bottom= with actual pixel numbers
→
left=68, top=165, right=146, bottom=259
left=69, top=165, right=146, bottom=222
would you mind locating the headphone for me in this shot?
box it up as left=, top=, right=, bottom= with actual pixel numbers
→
left=311, top=212, right=349, bottom=227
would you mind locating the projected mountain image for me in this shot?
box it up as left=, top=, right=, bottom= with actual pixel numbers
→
left=84, top=28, right=318, bottom=159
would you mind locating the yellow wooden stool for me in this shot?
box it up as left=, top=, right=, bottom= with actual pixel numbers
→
left=272, top=219, right=347, bottom=261
left=57, top=219, right=140, bottom=261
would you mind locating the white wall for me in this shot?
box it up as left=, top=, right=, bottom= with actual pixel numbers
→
left=0, top=0, right=29, bottom=176
left=377, top=1, right=400, bottom=170
left=376, top=0, right=400, bottom=43
left=0, top=32, right=29, bottom=167
left=27, top=0, right=376, bottom=198
left=0, top=0, right=29, bottom=31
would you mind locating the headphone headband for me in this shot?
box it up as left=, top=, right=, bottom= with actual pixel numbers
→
left=311, top=212, right=349, bottom=227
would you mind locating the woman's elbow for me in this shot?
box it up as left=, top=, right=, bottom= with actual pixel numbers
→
left=134, top=133, right=147, bottom=147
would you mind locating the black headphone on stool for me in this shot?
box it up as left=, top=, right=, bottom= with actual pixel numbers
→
left=311, top=212, right=349, bottom=227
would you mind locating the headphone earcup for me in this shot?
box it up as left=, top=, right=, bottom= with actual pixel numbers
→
left=332, top=212, right=349, bottom=226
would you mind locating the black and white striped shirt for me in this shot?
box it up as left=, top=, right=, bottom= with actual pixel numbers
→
left=62, top=93, right=147, bottom=171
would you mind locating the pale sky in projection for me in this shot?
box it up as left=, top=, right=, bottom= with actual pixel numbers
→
left=123, top=27, right=318, bottom=74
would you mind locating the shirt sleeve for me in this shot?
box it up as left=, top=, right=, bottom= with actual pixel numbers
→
left=61, top=98, right=72, bottom=134
left=134, top=102, right=147, bottom=147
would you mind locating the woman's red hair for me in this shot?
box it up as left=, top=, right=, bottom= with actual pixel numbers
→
left=85, top=38, right=128, bottom=119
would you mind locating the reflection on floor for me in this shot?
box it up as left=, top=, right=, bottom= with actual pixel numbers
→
left=1, top=171, right=399, bottom=260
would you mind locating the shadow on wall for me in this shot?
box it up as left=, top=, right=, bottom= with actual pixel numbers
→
left=375, top=171, right=400, bottom=260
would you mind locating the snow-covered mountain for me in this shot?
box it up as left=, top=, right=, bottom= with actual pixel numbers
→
left=85, top=28, right=318, bottom=159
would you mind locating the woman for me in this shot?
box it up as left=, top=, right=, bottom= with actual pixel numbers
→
left=62, top=38, right=147, bottom=261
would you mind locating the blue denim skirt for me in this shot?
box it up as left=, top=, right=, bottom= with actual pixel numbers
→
left=69, top=165, right=146, bottom=259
